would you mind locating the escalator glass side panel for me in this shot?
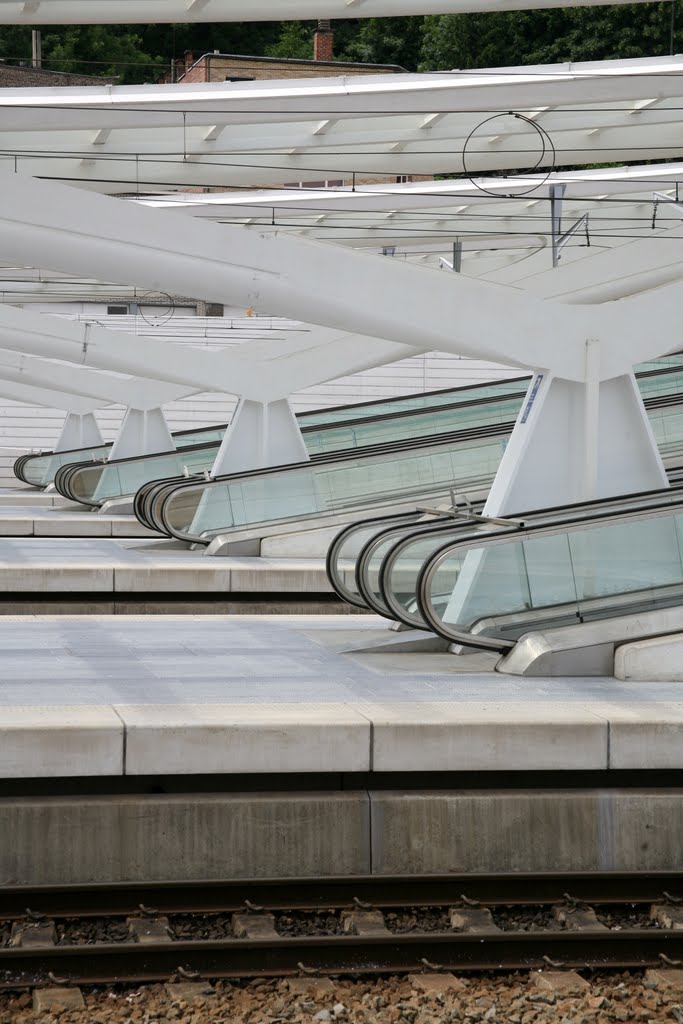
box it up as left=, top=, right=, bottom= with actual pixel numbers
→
left=417, top=503, right=683, bottom=651
left=16, top=424, right=228, bottom=489
left=21, top=445, right=110, bottom=488
left=379, top=477, right=683, bottom=629
left=296, top=377, right=530, bottom=427
left=55, top=445, right=219, bottom=505
left=302, top=397, right=522, bottom=456
left=158, top=433, right=505, bottom=543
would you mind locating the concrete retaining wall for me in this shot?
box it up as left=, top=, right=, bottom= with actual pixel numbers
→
left=2, top=788, right=682, bottom=884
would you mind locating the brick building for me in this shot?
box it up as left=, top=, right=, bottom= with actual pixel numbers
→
left=175, top=50, right=404, bottom=84
left=174, top=20, right=404, bottom=85
left=0, top=62, right=115, bottom=87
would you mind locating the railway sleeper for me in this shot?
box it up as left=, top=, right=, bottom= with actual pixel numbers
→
left=10, top=920, right=56, bottom=948
left=552, top=905, right=608, bottom=931
left=651, top=905, right=683, bottom=930
left=449, top=907, right=500, bottom=933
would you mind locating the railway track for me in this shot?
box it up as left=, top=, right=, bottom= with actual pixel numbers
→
left=0, top=873, right=682, bottom=989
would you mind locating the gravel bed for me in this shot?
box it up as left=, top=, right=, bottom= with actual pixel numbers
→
left=385, top=907, right=451, bottom=933
left=595, top=904, right=660, bottom=929
left=168, top=913, right=233, bottom=941
left=276, top=910, right=343, bottom=936
left=490, top=906, right=556, bottom=931
left=56, top=918, right=130, bottom=946
left=1, top=969, right=680, bottom=1024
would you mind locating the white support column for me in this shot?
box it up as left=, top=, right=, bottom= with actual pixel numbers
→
left=108, top=406, right=175, bottom=460
left=54, top=412, right=103, bottom=452
left=210, top=398, right=309, bottom=477
left=483, top=369, right=667, bottom=518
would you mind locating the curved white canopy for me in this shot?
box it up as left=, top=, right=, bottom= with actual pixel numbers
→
left=1, top=56, right=682, bottom=190
left=1, top=161, right=681, bottom=298
left=0, top=0, right=658, bottom=22
left=140, top=162, right=683, bottom=273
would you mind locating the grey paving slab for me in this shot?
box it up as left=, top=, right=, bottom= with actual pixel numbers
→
left=0, top=505, right=155, bottom=538
left=0, top=615, right=681, bottom=777
left=0, top=614, right=681, bottom=707
left=0, top=488, right=65, bottom=507
left=0, top=539, right=334, bottom=593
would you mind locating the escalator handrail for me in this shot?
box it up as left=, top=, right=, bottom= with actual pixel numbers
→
left=415, top=493, right=683, bottom=652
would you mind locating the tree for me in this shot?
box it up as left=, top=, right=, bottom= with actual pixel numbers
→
left=340, top=16, right=425, bottom=69
left=265, top=21, right=315, bottom=60
left=419, top=4, right=682, bottom=72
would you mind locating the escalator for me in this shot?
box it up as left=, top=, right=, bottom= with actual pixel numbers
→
left=13, top=422, right=228, bottom=489
left=414, top=495, right=683, bottom=655
left=52, top=375, right=530, bottom=507
left=327, top=469, right=683, bottom=628
left=134, top=363, right=683, bottom=545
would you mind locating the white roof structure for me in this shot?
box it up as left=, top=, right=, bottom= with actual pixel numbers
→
left=0, top=0, right=659, bottom=21
left=1, top=56, right=682, bottom=190
left=2, top=161, right=682, bottom=306
left=1, top=48, right=682, bottom=516
left=140, top=162, right=683, bottom=278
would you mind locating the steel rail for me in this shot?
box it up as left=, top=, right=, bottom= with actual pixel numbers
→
left=1, top=872, right=681, bottom=919
left=1, top=929, right=683, bottom=989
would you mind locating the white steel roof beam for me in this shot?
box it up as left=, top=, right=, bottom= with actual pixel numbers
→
left=0, top=0, right=662, bottom=22
left=1, top=58, right=682, bottom=133
left=0, top=378, right=102, bottom=415
left=0, top=348, right=198, bottom=408
left=0, top=171, right=585, bottom=379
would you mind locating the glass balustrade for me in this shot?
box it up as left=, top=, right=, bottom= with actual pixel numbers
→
left=152, top=389, right=683, bottom=544
left=17, top=359, right=683, bottom=496
left=303, top=396, right=521, bottom=456
left=298, top=376, right=530, bottom=427
left=55, top=391, right=522, bottom=506
left=417, top=502, right=683, bottom=651
left=58, top=443, right=220, bottom=506
left=377, top=478, right=683, bottom=629
left=157, top=433, right=506, bottom=543
left=17, top=423, right=227, bottom=489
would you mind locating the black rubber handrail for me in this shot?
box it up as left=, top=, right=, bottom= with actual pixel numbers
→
left=416, top=493, right=683, bottom=651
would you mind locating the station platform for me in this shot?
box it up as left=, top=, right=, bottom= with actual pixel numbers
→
left=2, top=611, right=682, bottom=775
left=1, top=613, right=682, bottom=885
left=0, top=537, right=336, bottom=614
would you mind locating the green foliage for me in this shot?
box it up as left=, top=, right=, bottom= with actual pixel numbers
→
left=1, top=8, right=678, bottom=85
left=419, top=3, right=681, bottom=71
left=39, top=26, right=163, bottom=83
left=339, top=16, right=424, bottom=69
left=265, top=21, right=316, bottom=60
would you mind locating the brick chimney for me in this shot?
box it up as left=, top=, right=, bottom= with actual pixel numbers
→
left=313, top=19, right=334, bottom=62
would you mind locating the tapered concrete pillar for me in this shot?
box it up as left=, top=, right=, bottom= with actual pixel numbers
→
left=54, top=412, right=103, bottom=452
left=210, top=398, right=309, bottom=477
left=108, top=407, right=175, bottom=460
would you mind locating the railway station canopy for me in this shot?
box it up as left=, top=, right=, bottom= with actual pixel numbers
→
left=1, top=56, right=682, bottom=190
left=2, top=50, right=683, bottom=514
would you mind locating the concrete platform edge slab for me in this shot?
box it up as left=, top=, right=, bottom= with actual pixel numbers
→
left=3, top=788, right=683, bottom=885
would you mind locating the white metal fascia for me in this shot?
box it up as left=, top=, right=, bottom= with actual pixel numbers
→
left=140, top=161, right=683, bottom=219
left=0, top=0, right=663, bottom=23
left=1, top=57, right=681, bottom=132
